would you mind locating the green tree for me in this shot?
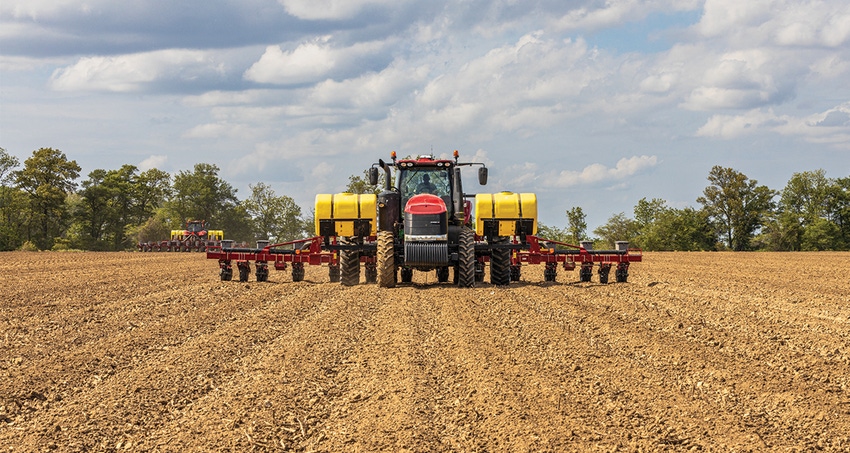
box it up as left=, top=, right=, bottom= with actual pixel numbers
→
left=0, top=148, right=23, bottom=250
left=632, top=197, right=669, bottom=249
left=170, top=163, right=238, bottom=228
left=829, top=176, right=850, bottom=248
left=217, top=203, right=255, bottom=244
left=78, top=169, right=114, bottom=249
left=243, top=182, right=306, bottom=242
left=345, top=171, right=382, bottom=195
left=772, top=170, right=833, bottom=250
left=696, top=166, right=775, bottom=251
left=593, top=212, right=639, bottom=249
left=14, top=148, right=81, bottom=250
left=0, top=148, right=18, bottom=185
left=801, top=217, right=841, bottom=251
left=126, top=208, right=171, bottom=245
left=565, top=207, right=587, bottom=243
left=132, top=168, right=172, bottom=225
left=536, top=222, right=570, bottom=244
left=76, top=165, right=172, bottom=250
left=646, top=207, right=716, bottom=251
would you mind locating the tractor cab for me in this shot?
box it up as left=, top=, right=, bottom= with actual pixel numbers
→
left=186, top=220, right=207, bottom=235
left=396, top=156, right=454, bottom=216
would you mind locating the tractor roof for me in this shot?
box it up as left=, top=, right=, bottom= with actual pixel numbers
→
left=396, top=154, right=454, bottom=166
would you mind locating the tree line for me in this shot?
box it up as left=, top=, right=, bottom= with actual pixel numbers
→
left=541, top=166, right=850, bottom=251
left=1, top=147, right=847, bottom=251
left=0, top=147, right=308, bottom=251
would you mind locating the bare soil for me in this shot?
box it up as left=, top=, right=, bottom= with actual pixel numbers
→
left=1, top=251, right=848, bottom=452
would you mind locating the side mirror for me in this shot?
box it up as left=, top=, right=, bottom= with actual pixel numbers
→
left=478, top=167, right=488, bottom=185
left=368, top=167, right=379, bottom=185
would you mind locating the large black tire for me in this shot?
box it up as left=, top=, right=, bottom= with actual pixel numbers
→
left=457, top=227, right=475, bottom=288
left=490, top=237, right=511, bottom=286
left=340, top=238, right=360, bottom=286
left=376, top=231, right=396, bottom=288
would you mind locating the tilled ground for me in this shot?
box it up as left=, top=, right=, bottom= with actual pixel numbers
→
left=1, top=251, right=848, bottom=452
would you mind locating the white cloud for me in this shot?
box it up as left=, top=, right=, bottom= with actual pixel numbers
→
left=244, top=41, right=335, bottom=85
left=182, top=122, right=258, bottom=140
left=696, top=103, right=850, bottom=149
left=697, top=0, right=850, bottom=48
left=0, top=0, right=103, bottom=19
left=696, top=109, right=785, bottom=139
left=49, top=49, right=224, bottom=92
left=680, top=48, right=800, bottom=111
left=551, top=0, right=701, bottom=32
left=305, top=61, right=428, bottom=110
left=501, top=156, right=659, bottom=191
left=278, top=0, right=399, bottom=20
left=553, top=155, right=658, bottom=188
left=139, top=154, right=167, bottom=171
left=243, top=38, right=387, bottom=85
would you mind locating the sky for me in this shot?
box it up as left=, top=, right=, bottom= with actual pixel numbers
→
left=2, top=0, right=849, bottom=231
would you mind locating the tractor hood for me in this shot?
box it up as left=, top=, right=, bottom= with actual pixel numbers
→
left=404, top=194, right=447, bottom=215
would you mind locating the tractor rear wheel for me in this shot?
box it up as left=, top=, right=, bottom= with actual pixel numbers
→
left=490, top=237, right=511, bottom=286
left=340, top=237, right=360, bottom=286
left=376, top=231, right=396, bottom=288
left=457, top=227, right=475, bottom=288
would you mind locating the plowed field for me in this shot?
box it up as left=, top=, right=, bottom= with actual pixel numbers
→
left=2, top=251, right=849, bottom=452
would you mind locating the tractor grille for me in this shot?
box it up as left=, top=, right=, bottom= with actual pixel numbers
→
left=404, top=241, right=448, bottom=266
left=404, top=212, right=447, bottom=237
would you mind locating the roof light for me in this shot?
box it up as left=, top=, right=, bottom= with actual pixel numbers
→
left=390, top=150, right=396, bottom=159
left=453, top=150, right=459, bottom=158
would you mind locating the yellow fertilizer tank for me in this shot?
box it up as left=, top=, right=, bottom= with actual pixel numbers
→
left=315, top=192, right=377, bottom=237
left=474, top=191, right=537, bottom=237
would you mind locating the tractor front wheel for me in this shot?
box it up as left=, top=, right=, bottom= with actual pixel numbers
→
left=456, top=227, right=475, bottom=288
left=376, top=231, right=396, bottom=288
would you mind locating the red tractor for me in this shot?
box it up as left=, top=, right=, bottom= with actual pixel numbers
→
left=138, top=219, right=224, bottom=252
left=206, top=151, right=641, bottom=284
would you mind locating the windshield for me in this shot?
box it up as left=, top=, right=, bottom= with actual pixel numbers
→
left=398, top=167, right=451, bottom=206
left=186, top=221, right=205, bottom=233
